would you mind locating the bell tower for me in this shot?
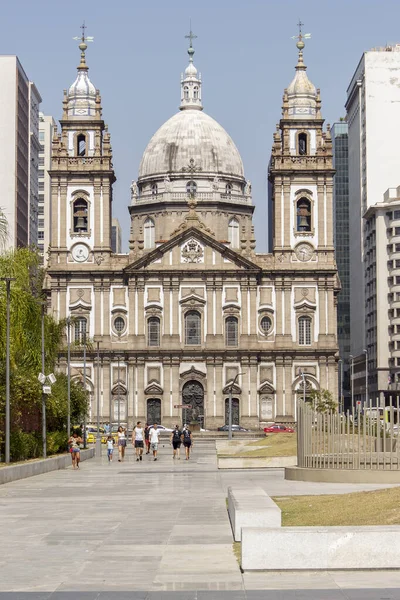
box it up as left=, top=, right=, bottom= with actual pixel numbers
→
left=49, top=26, right=116, bottom=267
left=269, top=23, right=334, bottom=263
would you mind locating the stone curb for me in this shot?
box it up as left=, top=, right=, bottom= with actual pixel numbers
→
left=218, top=455, right=297, bottom=469
left=0, top=448, right=95, bottom=485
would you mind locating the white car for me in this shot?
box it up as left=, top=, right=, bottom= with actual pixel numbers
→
left=147, top=424, right=173, bottom=433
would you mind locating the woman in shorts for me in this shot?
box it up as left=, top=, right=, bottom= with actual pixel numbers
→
left=68, top=432, right=82, bottom=470
left=117, top=426, right=127, bottom=462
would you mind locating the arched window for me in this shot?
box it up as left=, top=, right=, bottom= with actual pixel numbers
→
left=298, top=316, right=312, bottom=346
left=73, top=198, right=88, bottom=233
left=144, top=217, right=155, bottom=249
left=228, top=218, right=239, bottom=249
left=75, top=316, right=87, bottom=343
left=77, top=133, right=86, bottom=157
left=184, top=86, right=189, bottom=100
left=193, top=86, right=198, bottom=99
left=147, top=317, right=160, bottom=347
left=185, top=310, right=201, bottom=345
left=226, top=183, right=233, bottom=196
left=298, top=132, right=307, bottom=155
left=296, top=198, right=312, bottom=232
left=186, top=180, right=197, bottom=196
left=225, top=316, right=238, bottom=347
left=151, top=183, right=158, bottom=195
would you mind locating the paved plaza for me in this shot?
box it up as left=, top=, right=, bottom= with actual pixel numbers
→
left=1, top=441, right=400, bottom=598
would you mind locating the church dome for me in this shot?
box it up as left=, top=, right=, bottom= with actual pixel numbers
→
left=138, top=109, right=244, bottom=180
left=66, top=35, right=97, bottom=117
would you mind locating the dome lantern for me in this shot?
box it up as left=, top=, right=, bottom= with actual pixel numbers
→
left=180, top=27, right=203, bottom=111
left=286, top=21, right=317, bottom=119
left=66, top=23, right=97, bottom=118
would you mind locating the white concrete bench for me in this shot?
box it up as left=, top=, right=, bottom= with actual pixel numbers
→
left=241, top=525, right=400, bottom=570
left=227, top=486, right=281, bottom=542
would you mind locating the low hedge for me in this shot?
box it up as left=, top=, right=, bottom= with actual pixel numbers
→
left=9, top=430, right=68, bottom=462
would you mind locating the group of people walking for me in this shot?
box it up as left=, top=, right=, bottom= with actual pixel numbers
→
left=69, top=422, right=194, bottom=469
left=106, top=422, right=193, bottom=463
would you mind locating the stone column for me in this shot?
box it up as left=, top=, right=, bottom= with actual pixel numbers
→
left=249, top=356, right=258, bottom=423
left=284, top=284, right=292, bottom=338
left=128, top=357, right=135, bottom=429
left=206, top=356, right=215, bottom=427
left=136, top=358, right=145, bottom=421
left=215, top=284, right=223, bottom=338
left=60, top=182, right=68, bottom=250
left=319, top=356, right=327, bottom=390
left=283, top=180, right=291, bottom=250
left=327, top=355, right=337, bottom=397
left=171, top=356, right=180, bottom=412
left=93, top=285, right=102, bottom=337
left=275, top=282, right=284, bottom=336
left=103, top=356, right=111, bottom=422
left=215, top=356, right=223, bottom=420
left=128, top=280, right=136, bottom=343
left=240, top=284, right=249, bottom=340
left=318, top=284, right=327, bottom=341
left=171, top=282, right=180, bottom=343
left=249, top=285, right=257, bottom=338
left=102, top=282, right=111, bottom=343
left=284, top=355, right=293, bottom=418
left=275, top=356, right=285, bottom=416
left=206, top=285, right=214, bottom=337
left=163, top=280, right=171, bottom=339
left=163, top=357, right=172, bottom=422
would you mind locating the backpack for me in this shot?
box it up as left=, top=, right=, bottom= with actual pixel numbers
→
left=183, top=429, right=191, bottom=440
left=173, top=429, right=181, bottom=440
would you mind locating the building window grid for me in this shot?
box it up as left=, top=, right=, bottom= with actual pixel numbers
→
left=298, top=316, right=312, bottom=346
left=185, top=311, right=201, bottom=346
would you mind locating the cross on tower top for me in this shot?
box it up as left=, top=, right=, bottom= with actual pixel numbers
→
left=185, top=22, right=197, bottom=48
left=291, top=19, right=311, bottom=51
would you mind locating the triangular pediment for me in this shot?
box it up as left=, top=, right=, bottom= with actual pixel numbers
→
left=222, top=381, right=242, bottom=395
left=258, top=381, right=275, bottom=394
left=124, top=227, right=261, bottom=274
left=144, top=381, right=163, bottom=395
left=180, top=366, right=206, bottom=380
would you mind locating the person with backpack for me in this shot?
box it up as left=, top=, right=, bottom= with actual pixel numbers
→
left=181, top=425, right=193, bottom=460
left=170, top=424, right=182, bottom=459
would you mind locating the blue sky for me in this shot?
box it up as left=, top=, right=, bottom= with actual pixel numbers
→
left=2, top=0, right=400, bottom=251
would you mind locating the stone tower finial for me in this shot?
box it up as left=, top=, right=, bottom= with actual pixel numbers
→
left=285, top=21, right=316, bottom=119
left=67, top=23, right=97, bottom=117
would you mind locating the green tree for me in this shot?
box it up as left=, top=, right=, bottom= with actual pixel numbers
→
left=0, top=207, right=8, bottom=249
left=307, top=389, right=337, bottom=414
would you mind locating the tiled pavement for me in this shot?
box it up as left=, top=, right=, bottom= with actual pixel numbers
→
left=1, top=441, right=400, bottom=599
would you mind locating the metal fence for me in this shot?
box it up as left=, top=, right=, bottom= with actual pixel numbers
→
left=297, top=398, right=400, bottom=470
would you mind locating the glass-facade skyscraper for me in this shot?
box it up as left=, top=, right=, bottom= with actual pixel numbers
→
left=332, top=122, right=350, bottom=407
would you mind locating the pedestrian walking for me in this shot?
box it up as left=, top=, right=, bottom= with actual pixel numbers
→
left=106, top=434, right=115, bottom=462
left=182, top=425, right=193, bottom=460
left=132, top=421, right=145, bottom=461
left=170, top=424, right=182, bottom=459
left=68, top=432, right=82, bottom=470
left=144, top=423, right=151, bottom=455
left=149, top=423, right=160, bottom=461
left=117, top=426, right=127, bottom=462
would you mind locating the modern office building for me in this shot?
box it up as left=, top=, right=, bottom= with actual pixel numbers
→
left=346, top=45, right=400, bottom=402
left=111, top=217, right=122, bottom=253
left=28, top=82, right=41, bottom=248
left=0, top=56, right=41, bottom=249
left=362, top=186, right=400, bottom=404
left=38, top=113, right=57, bottom=264
left=331, top=121, right=350, bottom=408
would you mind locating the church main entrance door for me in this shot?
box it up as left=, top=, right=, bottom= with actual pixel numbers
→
left=147, top=398, right=161, bottom=425
left=182, top=380, right=204, bottom=426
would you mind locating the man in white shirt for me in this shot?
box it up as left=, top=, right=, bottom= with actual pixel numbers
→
left=132, top=421, right=145, bottom=462
left=149, top=423, right=160, bottom=461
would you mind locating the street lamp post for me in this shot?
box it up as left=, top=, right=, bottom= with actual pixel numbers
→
left=117, top=355, right=121, bottom=430
left=338, top=359, right=343, bottom=413
left=95, top=340, right=101, bottom=457
left=228, top=372, right=244, bottom=441
left=363, top=348, right=369, bottom=406
left=41, top=303, right=46, bottom=458
left=349, top=354, right=354, bottom=414
left=67, top=318, right=71, bottom=439
left=83, top=332, right=87, bottom=448
left=1, top=277, right=15, bottom=463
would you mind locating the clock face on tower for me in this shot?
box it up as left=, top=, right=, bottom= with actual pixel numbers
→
left=295, top=243, right=314, bottom=262
left=72, top=243, right=90, bottom=263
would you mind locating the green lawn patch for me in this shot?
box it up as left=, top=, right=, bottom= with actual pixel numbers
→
left=218, top=434, right=297, bottom=458
left=274, top=486, right=400, bottom=526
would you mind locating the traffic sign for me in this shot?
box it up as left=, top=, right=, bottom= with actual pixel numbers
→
left=174, top=404, right=192, bottom=409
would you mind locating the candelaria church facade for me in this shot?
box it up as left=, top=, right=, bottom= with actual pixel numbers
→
left=45, top=34, right=339, bottom=429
